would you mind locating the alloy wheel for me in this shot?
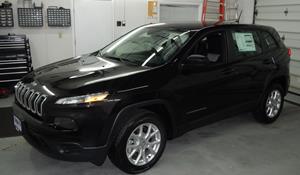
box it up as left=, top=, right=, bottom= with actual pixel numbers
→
left=265, top=90, right=282, bottom=118
left=126, top=123, right=161, bottom=166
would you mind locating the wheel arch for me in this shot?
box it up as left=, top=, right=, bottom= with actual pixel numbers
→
left=107, top=99, right=178, bottom=146
left=268, top=75, right=289, bottom=96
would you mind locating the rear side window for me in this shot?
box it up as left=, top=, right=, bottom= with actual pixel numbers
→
left=261, top=31, right=279, bottom=51
left=228, top=30, right=263, bottom=61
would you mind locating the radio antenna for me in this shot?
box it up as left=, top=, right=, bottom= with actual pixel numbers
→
left=237, top=10, right=243, bottom=23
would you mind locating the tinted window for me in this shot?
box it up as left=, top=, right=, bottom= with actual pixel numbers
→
left=261, top=31, right=278, bottom=51
left=229, top=30, right=263, bottom=60
left=188, top=31, right=225, bottom=64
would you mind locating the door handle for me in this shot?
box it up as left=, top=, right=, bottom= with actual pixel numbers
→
left=222, top=68, right=236, bottom=75
left=263, top=57, right=276, bottom=64
left=263, top=57, right=278, bottom=70
left=263, top=59, right=273, bottom=64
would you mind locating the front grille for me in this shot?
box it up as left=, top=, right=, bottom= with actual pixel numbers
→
left=15, top=82, right=47, bottom=118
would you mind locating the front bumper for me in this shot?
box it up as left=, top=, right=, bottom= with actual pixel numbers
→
left=13, top=104, right=108, bottom=165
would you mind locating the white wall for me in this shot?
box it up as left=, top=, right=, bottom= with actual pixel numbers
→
left=74, top=0, right=113, bottom=55
left=158, top=0, right=255, bottom=24
left=113, top=0, right=203, bottom=38
left=0, top=0, right=75, bottom=68
left=114, top=0, right=148, bottom=38
left=0, top=0, right=253, bottom=69
left=238, top=0, right=255, bottom=24
left=160, top=4, right=200, bottom=23
left=159, top=0, right=202, bottom=23
left=160, top=0, right=202, bottom=4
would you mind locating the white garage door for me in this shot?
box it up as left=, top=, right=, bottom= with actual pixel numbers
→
left=160, top=4, right=200, bottom=23
left=255, top=0, right=300, bottom=94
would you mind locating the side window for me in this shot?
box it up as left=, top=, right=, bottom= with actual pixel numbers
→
left=229, top=30, right=263, bottom=61
left=261, top=31, right=279, bottom=51
left=188, top=31, right=225, bottom=64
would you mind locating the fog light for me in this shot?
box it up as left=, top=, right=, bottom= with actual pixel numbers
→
left=54, top=118, right=78, bottom=131
left=59, top=149, right=65, bottom=154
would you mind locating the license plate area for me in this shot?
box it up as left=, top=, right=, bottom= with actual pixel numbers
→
left=13, top=115, right=22, bottom=132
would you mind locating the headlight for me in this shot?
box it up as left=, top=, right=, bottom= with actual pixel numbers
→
left=55, top=92, right=109, bottom=105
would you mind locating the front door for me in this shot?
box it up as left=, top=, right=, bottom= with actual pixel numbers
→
left=176, top=30, right=234, bottom=121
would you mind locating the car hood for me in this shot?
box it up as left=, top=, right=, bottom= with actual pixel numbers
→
left=24, top=54, right=150, bottom=95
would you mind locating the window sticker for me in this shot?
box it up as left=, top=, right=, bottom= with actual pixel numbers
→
left=234, top=32, right=256, bottom=52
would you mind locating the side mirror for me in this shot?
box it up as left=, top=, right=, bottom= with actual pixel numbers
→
left=181, top=54, right=208, bottom=73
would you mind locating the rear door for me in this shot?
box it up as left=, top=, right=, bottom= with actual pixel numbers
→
left=260, top=30, right=283, bottom=67
left=226, top=28, right=266, bottom=104
left=254, top=0, right=300, bottom=93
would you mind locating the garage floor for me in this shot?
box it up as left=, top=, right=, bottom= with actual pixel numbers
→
left=0, top=102, right=300, bottom=175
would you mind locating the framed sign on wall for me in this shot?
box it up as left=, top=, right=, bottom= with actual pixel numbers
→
left=148, top=0, right=158, bottom=18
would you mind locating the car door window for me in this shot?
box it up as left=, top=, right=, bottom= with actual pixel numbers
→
left=261, top=31, right=279, bottom=51
left=228, top=30, right=263, bottom=62
left=188, top=31, right=225, bottom=64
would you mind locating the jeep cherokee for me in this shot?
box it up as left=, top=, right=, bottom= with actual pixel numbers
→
left=13, top=23, right=290, bottom=174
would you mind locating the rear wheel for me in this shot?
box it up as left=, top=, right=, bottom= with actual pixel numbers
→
left=108, top=110, right=166, bottom=174
left=254, top=84, right=284, bottom=124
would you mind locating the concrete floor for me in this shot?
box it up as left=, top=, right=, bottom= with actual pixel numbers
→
left=1, top=103, right=300, bottom=175
left=0, top=95, right=14, bottom=108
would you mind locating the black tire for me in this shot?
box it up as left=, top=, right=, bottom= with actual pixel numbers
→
left=253, top=84, right=284, bottom=124
left=108, top=110, right=167, bottom=174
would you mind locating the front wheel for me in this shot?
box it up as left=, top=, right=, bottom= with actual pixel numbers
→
left=108, top=110, right=166, bottom=174
left=253, top=84, right=284, bottom=124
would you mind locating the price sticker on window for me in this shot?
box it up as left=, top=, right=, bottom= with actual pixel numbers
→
left=234, top=32, right=256, bottom=52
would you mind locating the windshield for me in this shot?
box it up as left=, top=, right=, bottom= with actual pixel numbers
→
left=99, top=24, right=194, bottom=67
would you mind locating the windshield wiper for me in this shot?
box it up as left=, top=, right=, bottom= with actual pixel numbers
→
left=97, top=49, right=104, bottom=57
left=103, top=55, right=121, bottom=61
left=103, top=55, right=138, bottom=66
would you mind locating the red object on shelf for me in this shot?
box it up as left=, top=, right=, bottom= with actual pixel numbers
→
left=201, top=0, right=208, bottom=26
left=201, top=0, right=225, bottom=26
left=219, top=0, right=225, bottom=21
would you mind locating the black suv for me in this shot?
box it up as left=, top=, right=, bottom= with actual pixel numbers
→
left=13, top=23, right=290, bottom=174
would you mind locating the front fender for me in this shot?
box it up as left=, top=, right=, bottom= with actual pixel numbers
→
left=101, top=99, right=178, bottom=148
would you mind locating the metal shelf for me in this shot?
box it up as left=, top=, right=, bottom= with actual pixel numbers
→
left=47, top=8, right=71, bottom=27
left=18, top=8, right=43, bottom=27
left=0, top=34, right=33, bottom=89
